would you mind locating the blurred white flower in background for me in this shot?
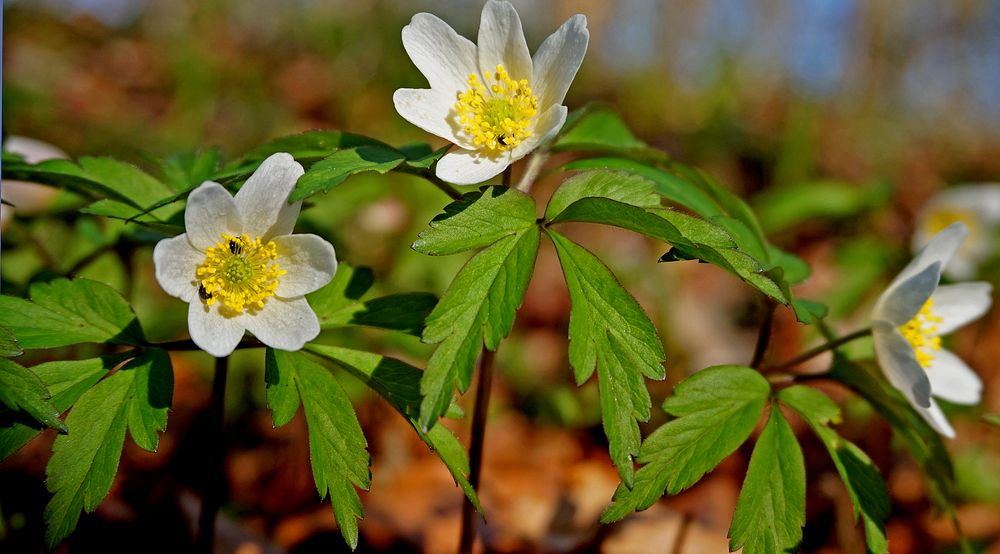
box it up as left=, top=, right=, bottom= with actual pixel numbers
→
left=1, top=136, right=67, bottom=231
left=912, top=184, right=1000, bottom=279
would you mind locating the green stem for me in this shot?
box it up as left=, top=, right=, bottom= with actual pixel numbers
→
left=750, top=299, right=776, bottom=370
left=396, top=166, right=463, bottom=200
left=763, top=327, right=872, bottom=373
left=195, top=355, right=229, bottom=553
left=458, top=347, right=495, bottom=554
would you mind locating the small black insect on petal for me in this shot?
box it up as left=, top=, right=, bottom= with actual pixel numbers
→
left=198, top=284, right=213, bottom=300
left=228, top=239, right=240, bottom=254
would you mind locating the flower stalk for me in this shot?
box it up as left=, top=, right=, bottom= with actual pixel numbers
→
left=196, top=355, right=229, bottom=554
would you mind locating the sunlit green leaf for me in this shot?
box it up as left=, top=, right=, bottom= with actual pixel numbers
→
left=548, top=229, right=665, bottom=487
left=1, top=157, right=174, bottom=209
left=0, top=325, right=22, bottom=357
left=413, top=186, right=536, bottom=255
left=0, top=278, right=145, bottom=349
left=602, top=366, right=769, bottom=522
left=778, top=386, right=889, bottom=554
left=214, top=130, right=388, bottom=181
left=554, top=107, right=660, bottom=158
left=419, top=226, right=539, bottom=429
left=753, top=179, right=891, bottom=234
left=0, top=355, right=126, bottom=460
left=728, top=405, right=805, bottom=554
left=44, top=350, right=171, bottom=549
left=0, top=358, right=65, bottom=432
left=265, top=349, right=370, bottom=549
left=292, top=145, right=407, bottom=201
left=304, top=344, right=481, bottom=512
left=156, top=148, right=221, bottom=191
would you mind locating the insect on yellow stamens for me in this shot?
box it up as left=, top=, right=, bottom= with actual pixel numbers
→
left=899, top=298, right=944, bottom=368
left=455, top=64, right=539, bottom=153
left=195, top=233, right=285, bottom=314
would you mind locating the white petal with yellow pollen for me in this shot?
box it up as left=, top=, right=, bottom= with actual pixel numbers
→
left=872, top=320, right=932, bottom=408
left=185, top=182, right=243, bottom=250
left=392, top=88, right=469, bottom=147
left=925, top=349, right=982, bottom=405
left=531, top=15, right=589, bottom=109
left=873, top=262, right=941, bottom=326
left=235, top=153, right=304, bottom=240
left=930, top=282, right=993, bottom=335
left=152, top=234, right=204, bottom=302
left=188, top=301, right=246, bottom=357
left=514, top=104, right=568, bottom=157
left=272, top=234, right=338, bottom=297
left=243, top=297, right=320, bottom=352
left=435, top=149, right=512, bottom=185
left=402, top=12, right=477, bottom=94
left=477, top=0, right=532, bottom=82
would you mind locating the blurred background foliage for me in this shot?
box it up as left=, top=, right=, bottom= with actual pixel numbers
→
left=3, top=0, right=1000, bottom=552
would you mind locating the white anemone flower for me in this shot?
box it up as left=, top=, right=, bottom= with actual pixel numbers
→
left=153, top=153, right=337, bottom=357
left=393, top=0, right=589, bottom=185
left=872, top=222, right=992, bottom=438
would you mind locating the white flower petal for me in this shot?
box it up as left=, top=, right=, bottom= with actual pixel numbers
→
left=185, top=182, right=243, bottom=250
left=273, top=234, right=338, bottom=297
left=926, top=349, right=982, bottom=405
left=932, top=282, right=993, bottom=335
left=531, top=14, right=588, bottom=109
left=153, top=234, right=203, bottom=302
left=401, top=12, right=478, bottom=94
left=477, top=0, right=532, bottom=81
left=244, top=297, right=320, bottom=352
left=234, top=153, right=304, bottom=240
left=918, top=398, right=956, bottom=439
left=188, top=302, right=246, bottom=357
left=872, top=320, right=932, bottom=408
left=513, top=104, right=568, bottom=159
left=435, top=149, right=511, bottom=185
left=393, top=88, right=470, bottom=148
left=890, top=222, right=966, bottom=291
left=872, top=261, right=941, bottom=326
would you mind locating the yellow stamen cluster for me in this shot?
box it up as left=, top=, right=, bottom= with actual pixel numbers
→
left=926, top=208, right=977, bottom=237
left=899, top=298, right=943, bottom=368
left=455, top=64, right=538, bottom=153
left=196, top=233, right=285, bottom=314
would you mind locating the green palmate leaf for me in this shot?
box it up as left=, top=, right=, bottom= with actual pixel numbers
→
left=561, top=157, right=721, bottom=219
left=0, top=325, right=22, bottom=357
left=0, top=358, right=65, bottom=432
left=602, top=366, right=769, bottom=522
left=44, top=349, right=172, bottom=549
left=304, top=344, right=481, bottom=511
left=545, top=170, right=787, bottom=303
left=548, top=230, right=665, bottom=487
left=0, top=355, right=125, bottom=460
left=291, top=145, right=408, bottom=201
left=827, top=356, right=957, bottom=513
left=419, top=226, right=540, bottom=429
left=728, top=404, right=806, bottom=554
left=0, top=278, right=144, bottom=349
left=778, top=386, right=889, bottom=554
left=307, top=263, right=436, bottom=336
left=265, top=349, right=370, bottom=549
left=80, top=198, right=184, bottom=235
left=553, top=107, right=661, bottom=159
left=1, top=157, right=174, bottom=209
left=413, top=186, right=537, bottom=255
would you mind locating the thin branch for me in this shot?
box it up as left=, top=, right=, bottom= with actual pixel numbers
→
left=395, top=166, right=463, bottom=200
left=195, top=356, right=229, bottom=553
left=763, top=327, right=873, bottom=373
left=750, top=299, right=776, bottom=370
left=458, top=347, right=496, bottom=554
left=515, top=151, right=548, bottom=194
